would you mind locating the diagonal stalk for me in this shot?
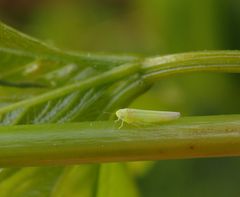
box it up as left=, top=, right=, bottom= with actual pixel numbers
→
left=0, top=62, right=140, bottom=114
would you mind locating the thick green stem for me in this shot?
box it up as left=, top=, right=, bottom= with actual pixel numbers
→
left=142, top=51, right=240, bottom=83
left=0, top=114, right=239, bottom=167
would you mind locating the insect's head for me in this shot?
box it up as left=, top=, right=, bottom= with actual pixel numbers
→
left=115, top=109, right=126, bottom=120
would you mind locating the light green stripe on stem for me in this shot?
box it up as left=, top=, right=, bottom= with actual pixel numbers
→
left=0, top=114, right=239, bottom=167
left=142, top=51, right=240, bottom=82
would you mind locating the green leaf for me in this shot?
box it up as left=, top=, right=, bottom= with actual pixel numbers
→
left=97, top=163, right=139, bottom=197
left=0, top=167, right=63, bottom=197
left=0, top=21, right=148, bottom=125
left=0, top=21, right=145, bottom=197
left=51, top=165, right=99, bottom=197
left=0, top=21, right=136, bottom=68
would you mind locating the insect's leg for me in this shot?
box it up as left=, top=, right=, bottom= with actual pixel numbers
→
left=118, top=120, right=124, bottom=129
left=114, top=117, right=120, bottom=123
left=114, top=117, right=124, bottom=129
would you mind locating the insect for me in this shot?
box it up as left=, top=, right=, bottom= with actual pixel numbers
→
left=116, top=108, right=180, bottom=128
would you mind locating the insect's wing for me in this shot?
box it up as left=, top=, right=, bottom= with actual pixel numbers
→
left=126, top=109, right=180, bottom=124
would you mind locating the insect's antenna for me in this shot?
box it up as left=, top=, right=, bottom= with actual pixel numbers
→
left=102, top=111, right=114, bottom=115
left=102, top=111, right=116, bottom=120
left=94, top=110, right=114, bottom=117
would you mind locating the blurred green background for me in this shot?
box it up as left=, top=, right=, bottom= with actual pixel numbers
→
left=0, top=0, right=240, bottom=196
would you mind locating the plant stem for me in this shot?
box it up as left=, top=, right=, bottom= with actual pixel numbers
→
left=0, top=114, right=239, bottom=167
left=141, top=51, right=240, bottom=83
left=0, top=62, right=140, bottom=114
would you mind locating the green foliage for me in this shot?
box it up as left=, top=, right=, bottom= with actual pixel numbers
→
left=97, top=163, right=139, bottom=197
left=51, top=165, right=99, bottom=197
left=0, top=20, right=240, bottom=197
left=0, top=167, right=62, bottom=197
left=0, top=21, right=145, bottom=196
left=0, top=22, right=149, bottom=126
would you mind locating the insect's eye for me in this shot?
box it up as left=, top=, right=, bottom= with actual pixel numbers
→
left=116, top=111, right=121, bottom=119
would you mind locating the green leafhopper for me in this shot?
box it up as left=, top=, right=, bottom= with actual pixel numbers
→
left=116, top=108, right=180, bottom=127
